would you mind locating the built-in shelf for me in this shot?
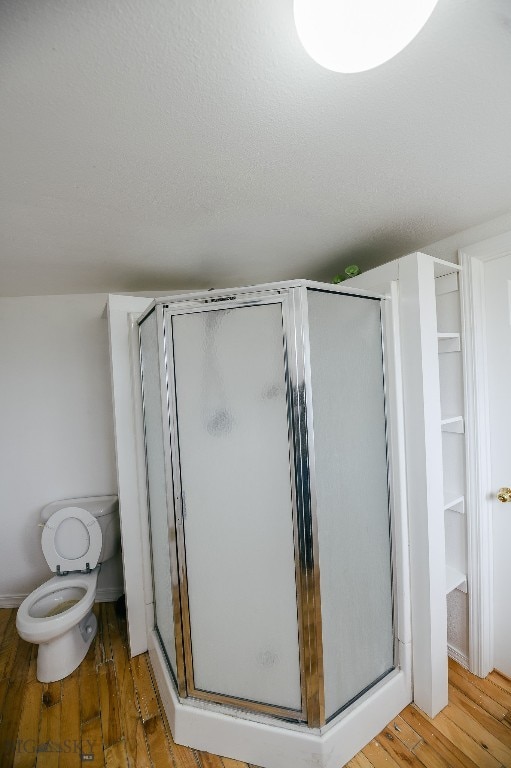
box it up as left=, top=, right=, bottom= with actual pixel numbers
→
left=435, top=272, right=459, bottom=296
left=446, top=565, right=467, bottom=595
left=444, top=495, right=465, bottom=514
left=432, top=257, right=462, bottom=279
left=441, top=416, right=465, bottom=433
left=438, top=333, right=461, bottom=353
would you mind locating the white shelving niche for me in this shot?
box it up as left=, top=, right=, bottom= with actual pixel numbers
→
left=435, top=264, right=469, bottom=668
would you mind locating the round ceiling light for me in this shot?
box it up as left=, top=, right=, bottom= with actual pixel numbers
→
left=294, top=0, right=439, bottom=73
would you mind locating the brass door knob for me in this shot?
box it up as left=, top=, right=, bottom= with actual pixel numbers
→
left=497, top=487, right=511, bottom=503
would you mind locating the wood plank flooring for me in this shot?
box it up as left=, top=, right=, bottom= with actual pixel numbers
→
left=1, top=604, right=511, bottom=767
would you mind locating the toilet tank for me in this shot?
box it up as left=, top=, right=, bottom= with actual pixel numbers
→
left=40, top=496, right=120, bottom=563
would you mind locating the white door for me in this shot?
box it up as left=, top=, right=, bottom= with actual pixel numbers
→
left=483, top=253, right=511, bottom=677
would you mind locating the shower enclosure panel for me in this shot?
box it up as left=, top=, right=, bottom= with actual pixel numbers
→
left=138, top=281, right=398, bottom=732
left=306, top=289, right=394, bottom=721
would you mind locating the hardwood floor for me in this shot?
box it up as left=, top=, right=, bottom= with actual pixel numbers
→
left=1, top=604, right=511, bottom=767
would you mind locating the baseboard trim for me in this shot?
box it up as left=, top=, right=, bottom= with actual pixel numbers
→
left=96, top=587, right=124, bottom=603
left=0, top=595, right=26, bottom=608
left=0, top=587, right=123, bottom=609
left=448, top=644, right=469, bottom=669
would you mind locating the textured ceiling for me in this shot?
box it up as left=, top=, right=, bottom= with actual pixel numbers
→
left=1, top=0, right=511, bottom=296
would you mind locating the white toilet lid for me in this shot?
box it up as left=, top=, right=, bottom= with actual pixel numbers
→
left=41, top=506, right=102, bottom=573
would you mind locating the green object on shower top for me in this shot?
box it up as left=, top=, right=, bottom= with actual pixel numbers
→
left=332, top=265, right=361, bottom=284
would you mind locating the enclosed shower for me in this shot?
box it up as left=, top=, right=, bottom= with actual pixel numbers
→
left=138, top=280, right=396, bottom=734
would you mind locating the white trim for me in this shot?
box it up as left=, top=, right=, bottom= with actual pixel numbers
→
left=149, top=629, right=411, bottom=768
left=0, top=594, right=30, bottom=608
left=107, top=294, right=153, bottom=657
left=459, top=252, right=494, bottom=678
left=95, top=587, right=124, bottom=603
left=447, top=645, right=469, bottom=670
left=0, top=587, right=123, bottom=609
left=398, top=253, right=448, bottom=716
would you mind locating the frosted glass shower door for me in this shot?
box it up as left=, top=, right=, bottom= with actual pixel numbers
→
left=307, top=289, right=395, bottom=721
left=168, top=301, right=303, bottom=715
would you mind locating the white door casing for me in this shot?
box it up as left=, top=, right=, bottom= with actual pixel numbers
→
left=460, top=233, right=511, bottom=678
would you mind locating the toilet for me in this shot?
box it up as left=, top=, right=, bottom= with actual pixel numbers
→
left=16, top=495, right=120, bottom=683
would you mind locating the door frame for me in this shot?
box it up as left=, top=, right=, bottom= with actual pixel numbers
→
left=459, top=231, right=511, bottom=677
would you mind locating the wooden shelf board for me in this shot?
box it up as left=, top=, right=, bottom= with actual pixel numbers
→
left=437, top=332, right=461, bottom=353
left=435, top=271, right=459, bottom=296
left=441, top=416, right=465, bottom=433
left=432, top=257, right=462, bottom=278
left=444, top=495, right=465, bottom=514
left=446, top=566, right=467, bottom=595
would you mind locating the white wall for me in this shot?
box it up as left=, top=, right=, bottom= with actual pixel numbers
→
left=0, top=293, right=122, bottom=603
left=422, top=211, right=511, bottom=263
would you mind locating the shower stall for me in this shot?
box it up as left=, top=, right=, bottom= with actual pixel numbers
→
left=137, top=279, right=405, bottom=752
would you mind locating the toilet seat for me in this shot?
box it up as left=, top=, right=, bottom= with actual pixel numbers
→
left=41, top=506, right=102, bottom=573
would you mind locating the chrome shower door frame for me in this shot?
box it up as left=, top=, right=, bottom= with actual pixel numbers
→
left=291, top=285, right=397, bottom=726
left=286, top=287, right=326, bottom=726
left=302, top=285, right=398, bottom=725
left=139, top=303, right=187, bottom=697
left=160, top=288, right=327, bottom=724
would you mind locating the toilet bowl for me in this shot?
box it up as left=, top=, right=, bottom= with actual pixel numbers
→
left=16, top=495, right=120, bottom=682
left=17, top=570, right=99, bottom=681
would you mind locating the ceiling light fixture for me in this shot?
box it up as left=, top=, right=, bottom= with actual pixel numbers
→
left=294, top=0, right=439, bottom=73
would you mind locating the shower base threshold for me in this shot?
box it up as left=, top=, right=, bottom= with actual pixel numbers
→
left=148, top=630, right=412, bottom=768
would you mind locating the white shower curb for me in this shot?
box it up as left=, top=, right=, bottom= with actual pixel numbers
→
left=149, top=630, right=412, bottom=768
